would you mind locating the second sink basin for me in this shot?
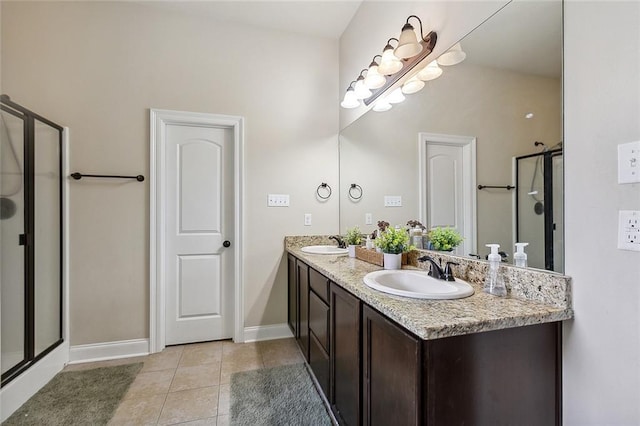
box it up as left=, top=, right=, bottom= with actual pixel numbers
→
left=301, top=245, right=349, bottom=255
left=363, top=270, right=474, bottom=300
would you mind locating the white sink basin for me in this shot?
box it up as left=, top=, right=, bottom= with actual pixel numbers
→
left=363, top=270, right=474, bottom=300
left=301, top=245, right=349, bottom=255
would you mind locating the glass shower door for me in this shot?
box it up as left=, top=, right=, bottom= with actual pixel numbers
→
left=1, top=108, right=26, bottom=375
left=516, top=154, right=546, bottom=270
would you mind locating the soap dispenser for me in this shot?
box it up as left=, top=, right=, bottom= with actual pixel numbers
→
left=514, top=243, right=529, bottom=268
left=484, top=244, right=507, bottom=297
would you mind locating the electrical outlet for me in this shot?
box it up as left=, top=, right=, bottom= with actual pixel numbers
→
left=618, top=210, right=640, bottom=251
left=618, top=141, right=640, bottom=184
left=304, top=213, right=312, bottom=226
left=384, top=196, right=402, bottom=207
left=267, top=194, right=290, bottom=207
left=365, top=213, right=372, bottom=225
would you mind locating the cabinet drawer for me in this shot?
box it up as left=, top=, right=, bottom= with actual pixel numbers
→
left=309, top=333, right=330, bottom=398
left=309, top=267, right=329, bottom=304
left=309, top=291, right=330, bottom=353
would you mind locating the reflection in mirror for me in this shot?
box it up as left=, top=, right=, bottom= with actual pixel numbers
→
left=339, top=0, right=563, bottom=272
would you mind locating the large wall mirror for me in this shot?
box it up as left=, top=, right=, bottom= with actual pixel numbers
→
left=339, top=0, right=563, bottom=272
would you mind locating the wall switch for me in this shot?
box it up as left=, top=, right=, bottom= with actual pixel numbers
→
left=618, top=210, right=640, bottom=251
left=365, top=213, right=373, bottom=225
left=267, top=194, right=290, bottom=207
left=304, top=213, right=312, bottom=226
left=618, top=141, right=640, bottom=184
left=384, top=196, right=402, bottom=207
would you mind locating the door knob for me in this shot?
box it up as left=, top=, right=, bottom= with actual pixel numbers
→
left=223, top=240, right=231, bottom=248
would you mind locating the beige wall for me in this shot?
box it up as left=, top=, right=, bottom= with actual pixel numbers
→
left=340, top=63, right=561, bottom=258
left=339, top=1, right=509, bottom=129
left=1, top=1, right=339, bottom=345
left=563, top=1, right=640, bottom=423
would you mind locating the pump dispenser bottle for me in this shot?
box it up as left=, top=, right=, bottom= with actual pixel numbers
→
left=514, top=243, right=529, bottom=268
left=484, top=244, right=507, bottom=296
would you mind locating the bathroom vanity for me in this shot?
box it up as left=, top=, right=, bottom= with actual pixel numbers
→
left=286, top=236, right=572, bottom=426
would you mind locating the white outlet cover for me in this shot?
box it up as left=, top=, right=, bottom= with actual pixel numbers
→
left=618, top=210, right=640, bottom=252
left=304, top=213, right=312, bottom=226
left=617, top=141, right=640, bottom=184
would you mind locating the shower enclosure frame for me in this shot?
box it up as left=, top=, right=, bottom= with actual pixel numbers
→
left=515, top=148, right=563, bottom=272
left=1, top=95, right=64, bottom=387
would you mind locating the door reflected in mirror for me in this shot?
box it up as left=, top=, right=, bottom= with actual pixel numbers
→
left=339, top=0, right=563, bottom=272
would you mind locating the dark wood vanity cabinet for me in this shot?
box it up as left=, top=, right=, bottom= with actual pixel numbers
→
left=288, top=255, right=561, bottom=426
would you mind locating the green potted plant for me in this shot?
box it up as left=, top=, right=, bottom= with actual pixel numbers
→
left=427, top=227, right=463, bottom=251
left=375, top=226, right=412, bottom=270
left=344, top=226, right=363, bottom=258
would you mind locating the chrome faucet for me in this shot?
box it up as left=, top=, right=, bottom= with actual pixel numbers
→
left=418, top=256, right=459, bottom=281
left=330, top=235, right=346, bottom=249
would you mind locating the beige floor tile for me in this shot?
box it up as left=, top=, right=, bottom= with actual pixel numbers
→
left=260, top=338, right=304, bottom=367
left=221, top=341, right=261, bottom=359
left=176, top=418, right=217, bottom=425
left=179, top=341, right=224, bottom=367
left=125, top=369, right=175, bottom=399
left=108, top=394, right=165, bottom=425
left=141, top=346, right=183, bottom=372
left=158, top=386, right=219, bottom=425
left=170, top=363, right=221, bottom=392
left=217, top=383, right=230, bottom=415
left=220, top=357, right=263, bottom=384
left=216, top=414, right=229, bottom=426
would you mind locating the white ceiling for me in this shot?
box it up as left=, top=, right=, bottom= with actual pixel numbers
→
left=140, top=1, right=363, bottom=39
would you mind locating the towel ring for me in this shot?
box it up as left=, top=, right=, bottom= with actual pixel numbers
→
left=349, top=183, right=363, bottom=200
left=316, top=183, right=332, bottom=200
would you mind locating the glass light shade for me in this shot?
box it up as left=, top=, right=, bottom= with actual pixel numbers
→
left=354, top=78, right=372, bottom=99
left=372, top=98, right=392, bottom=112
left=437, top=42, right=467, bottom=66
left=386, top=87, right=406, bottom=104
left=394, top=24, right=423, bottom=59
left=340, top=89, right=360, bottom=109
left=364, top=64, right=386, bottom=89
left=378, top=48, right=403, bottom=75
left=401, top=76, right=425, bottom=94
left=417, top=60, right=443, bottom=81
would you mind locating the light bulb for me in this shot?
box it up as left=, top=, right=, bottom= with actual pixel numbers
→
left=340, top=89, right=360, bottom=109
left=437, top=42, right=466, bottom=66
left=364, top=63, right=386, bottom=89
left=354, top=78, right=372, bottom=99
left=417, top=60, right=443, bottom=81
left=378, top=47, right=403, bottom=75
left=387, top=87, right=405, bottom=104
left=372, top=98, right=392, bottom=112
left=401, top=76, right=425, bottom=94
left=394, top=23, right=422, bottom=59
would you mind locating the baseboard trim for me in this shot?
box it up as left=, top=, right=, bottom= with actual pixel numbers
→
left=243, top=323, right=293, bottom=342
left=68, top=338, right=150, bottom=364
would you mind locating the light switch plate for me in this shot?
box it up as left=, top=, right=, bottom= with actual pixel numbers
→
left=384, top=196, right=402, bottom=207
left=267, top=194, right=290, bottom=207
left=618, top=210, right=640, bottom=251
left=304, top=213, right=312, bottom=226
left=617, top=141, right=640, bottom=184
left=365, top=213, right=373, bottom=225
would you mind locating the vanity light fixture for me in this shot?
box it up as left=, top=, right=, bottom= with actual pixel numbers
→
left=401, top=75, right=425, bottom=94
left=386, top=87, right=406, bottom=104
left=395, top=15, right=428, bottom=59
left=416, top=60, right=443, bottom=81
left=340, top=81, right=360, bottom=109
left=437, top=42, right=466, bottom=66
left=354, top=70, right=373, bottom=100
left=372, top=97, right=392, bottom=112
left=377, top=38, right=404, bottom=75
left=364, top=55, right=386, bottom=89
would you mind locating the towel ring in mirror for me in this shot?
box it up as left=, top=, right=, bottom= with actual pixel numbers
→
left=349, top=183, right=363, bottom=200
left=316, top=182, right=332, bottom=200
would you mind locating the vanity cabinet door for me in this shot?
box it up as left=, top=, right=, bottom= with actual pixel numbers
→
left=296, top=260, right=310, bottom=362
left=330, top=283, right=361, bottom=426
left=287, top=254, right=297, bottom=338
left=362, top=305, right=421, bottom=426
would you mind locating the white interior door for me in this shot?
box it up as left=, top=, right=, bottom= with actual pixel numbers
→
left=419, top=133, right=476, bottom=256
left=164, top=123, right=234, bottom=345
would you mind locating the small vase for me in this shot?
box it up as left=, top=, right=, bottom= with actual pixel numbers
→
left=383, top=253, right=402, bottom=270
left=348, top=245, right=357, bottom=258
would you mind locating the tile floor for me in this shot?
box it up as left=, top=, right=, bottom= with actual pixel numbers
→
left=64, top=338, right=304, bottom=425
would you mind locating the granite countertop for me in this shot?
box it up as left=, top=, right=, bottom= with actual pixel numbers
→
left=286, top=237, right=573, bottom=341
